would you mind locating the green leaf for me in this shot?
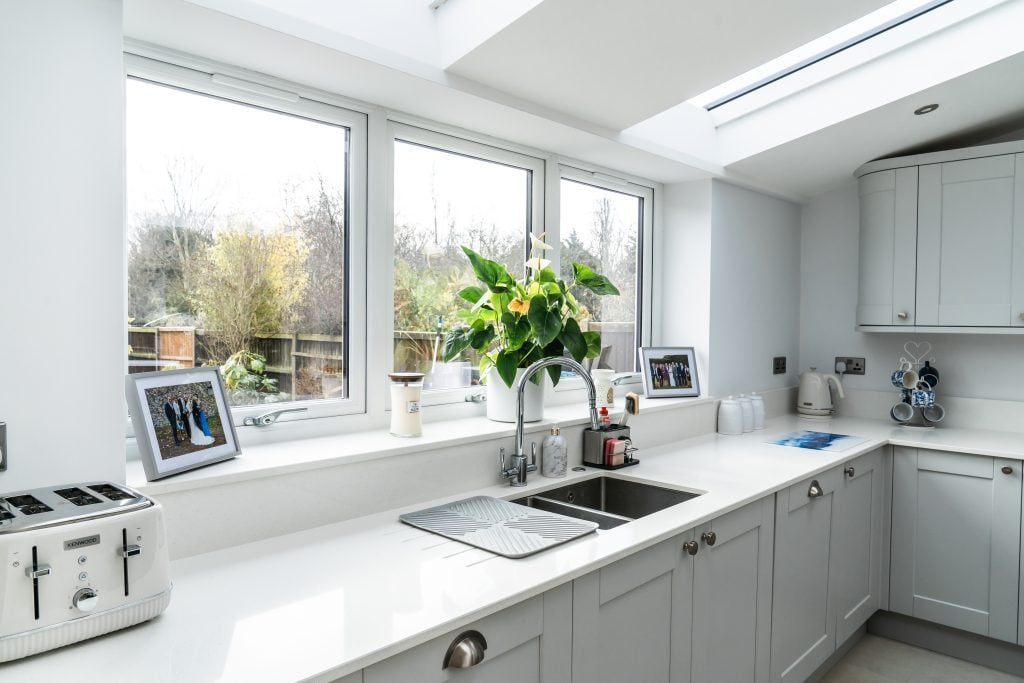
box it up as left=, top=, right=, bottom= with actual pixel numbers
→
left=469, top=325, right=495, bottom=351
left=501, top=311, right=531, bottom=352
left=583, top=331, right=602, bottom=358
left=536, top=266, right=557, bottom=283
left=572, top=262, right=620, bottom=296
left=559, top=317, right=588, bottom=362
left=542, top=341, right=565, bottom=387
left=457, top=285, right=483, bottom=304
left=527, top=295, right=562, bottom=347
left=463, top=246, right=514, bottom=293
left=495, top=349, right=519, bottom=388
left=442, top=327, right=473, bottom=362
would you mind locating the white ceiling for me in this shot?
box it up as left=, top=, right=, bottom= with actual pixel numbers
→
left=447, top=0, right=892, bottom=131
left=726, top=49, right=1024, bottom=197
left=151, top=0, right=1024, bottom=201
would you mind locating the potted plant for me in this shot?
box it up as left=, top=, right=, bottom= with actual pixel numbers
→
left=442, top=235, right=619, bottom=422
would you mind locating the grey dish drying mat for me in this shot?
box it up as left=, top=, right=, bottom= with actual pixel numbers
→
left=399, top=495, right=598, bottom=558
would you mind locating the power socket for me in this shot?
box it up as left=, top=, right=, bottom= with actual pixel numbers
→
left=834, top=356, right=866, bottom=375
left=773, top=356, right=787, bottom=375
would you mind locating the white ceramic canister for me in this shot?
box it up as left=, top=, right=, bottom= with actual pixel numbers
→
left=738, top=394, right=754, bottom=433
left=749, top=392, right=766, bottom=430
left=388, top=372, right=424, bottom=437
left=541, top=426, right=567, bottom=478
left=717, top=396, right=743, bottom=435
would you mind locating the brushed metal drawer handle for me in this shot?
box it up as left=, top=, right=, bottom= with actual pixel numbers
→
left=701, top=531, right=717, bottom=546
left=1002, top=466, right=1014, bottom=475
left=683, top=540, right=699, bottom=556
left=808, top=480, right=823, bottom=498
left=442, top=630, right=487, bottom=670
left=844, top=467, right=855, bottom=478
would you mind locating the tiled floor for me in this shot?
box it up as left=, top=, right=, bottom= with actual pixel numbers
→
left=821, top=634, right=1024, bottom=682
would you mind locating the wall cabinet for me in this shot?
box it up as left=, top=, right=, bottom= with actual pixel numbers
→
left=856, top=145, right=1024, bottom=330
left=769, top=448, right=886, bottom=682
left=890, top=447, right=1021, bottom=643
left=363, top=584, right=572, bottom=683
left=572, top=496, right=775, bottom=683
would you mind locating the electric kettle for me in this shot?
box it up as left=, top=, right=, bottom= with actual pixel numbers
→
left=797, top=368, right=845, bottom=416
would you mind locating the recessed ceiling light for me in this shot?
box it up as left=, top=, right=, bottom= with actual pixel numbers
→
left=914, top=104, right=939, bottom=115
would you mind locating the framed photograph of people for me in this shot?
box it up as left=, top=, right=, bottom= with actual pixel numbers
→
left=125, top=367, right=240, bottom=481
left=638, top=347, right=701, bottom=398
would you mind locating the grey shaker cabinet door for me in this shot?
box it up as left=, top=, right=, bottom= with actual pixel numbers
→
left=571, top=532, right=694, bottom=683
left=857, top=167, right=919, bottom=326
left=833, top=448, right=886, bottom=644
left=917, top=154, right=1024, bottom=326
left=364, top=583, right=572, bottom=683
left=770, top=469, right=841, bottom=682
left=891, top=448, right=1021, bottom=643
left=691, top=496, right=775, bottom=683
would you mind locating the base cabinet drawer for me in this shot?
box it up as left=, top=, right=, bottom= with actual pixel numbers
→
left=364, top=585, right=571, bottom=683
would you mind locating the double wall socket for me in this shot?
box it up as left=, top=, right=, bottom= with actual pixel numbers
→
left=772, top=357, right=787, bottom=375
left=834, top=357, right=866, bottom=375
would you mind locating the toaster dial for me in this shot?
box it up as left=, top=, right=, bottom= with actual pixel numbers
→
left=72, top=587, right=99, bottom=612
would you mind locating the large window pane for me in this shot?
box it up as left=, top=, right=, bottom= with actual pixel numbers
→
left=393, top=139, right=530, bottom=389
left=560, top=179, right=641, bottom=373
left=126, top=78, right=349, bottom=405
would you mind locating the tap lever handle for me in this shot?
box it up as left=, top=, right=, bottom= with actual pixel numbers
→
left=530, top=442, right=537, bottom=466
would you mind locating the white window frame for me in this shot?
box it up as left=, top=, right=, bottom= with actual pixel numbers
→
left=552, top=164, right=655, bottom=392
left=387, top=122, right=546, bottom=408
left=123, top=53, right=369, bottom=427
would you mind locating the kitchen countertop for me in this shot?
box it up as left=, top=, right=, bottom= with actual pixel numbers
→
left=6, top=415, right=1024, bottom=681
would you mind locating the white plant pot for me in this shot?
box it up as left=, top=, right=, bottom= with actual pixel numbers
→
left=486, top=367, right=545, bottom=423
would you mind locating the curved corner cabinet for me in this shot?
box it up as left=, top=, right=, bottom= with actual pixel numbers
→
left=855, top=141, right=1024, bottom=331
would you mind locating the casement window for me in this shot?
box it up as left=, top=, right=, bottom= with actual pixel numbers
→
left=390, top=125, right=544, bottom=399
left=125, top=55, right=368, bottom=422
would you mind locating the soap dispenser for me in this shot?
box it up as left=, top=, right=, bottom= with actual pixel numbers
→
left=541, top=426, right=567, bottom=478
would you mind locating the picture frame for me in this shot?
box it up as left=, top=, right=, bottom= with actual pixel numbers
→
left=638, top=347, right=700, bottom=398
left=125, top=367, right=241, bottom=481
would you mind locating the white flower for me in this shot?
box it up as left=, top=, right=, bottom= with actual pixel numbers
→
left=525, top=256, right=552, bottom=272
left=530, top=232, right=553, bottom=254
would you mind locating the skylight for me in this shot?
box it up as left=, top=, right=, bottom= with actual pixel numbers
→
left=689, top=0, right=954, bottom=111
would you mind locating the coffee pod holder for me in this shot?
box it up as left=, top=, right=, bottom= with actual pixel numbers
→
left=890, top=341, right=944, bottom=428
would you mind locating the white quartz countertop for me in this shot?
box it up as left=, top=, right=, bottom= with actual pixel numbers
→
left=7, top=415, right=1024, bottom=681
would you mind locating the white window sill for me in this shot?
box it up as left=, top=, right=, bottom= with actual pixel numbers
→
left=128, top=394, right=714, bottom=497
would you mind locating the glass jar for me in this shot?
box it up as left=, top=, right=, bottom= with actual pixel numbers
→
left=388, top=372, right=424, bottom=437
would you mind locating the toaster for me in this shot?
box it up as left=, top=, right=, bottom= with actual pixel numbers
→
left=0, top=481, right=171, bottom=662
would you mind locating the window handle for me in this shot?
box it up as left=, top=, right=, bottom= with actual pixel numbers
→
left=243, top=407, right=308, bottom=427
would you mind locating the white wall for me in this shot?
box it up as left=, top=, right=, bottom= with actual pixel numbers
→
left=0, top=0, right=126, bottom=490
left=658, top=181, right=713, bottom=388
left=658, top=180, right=801, bottom=397
left=709, top=181, right=801, bottom=396
left=800, top=183, right=1024, bottom=403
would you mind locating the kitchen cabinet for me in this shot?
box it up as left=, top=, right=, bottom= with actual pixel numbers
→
left=890, top=447, right=1021, bottom=643
left=572, top=532, right=693, bottom=683
left=770, top=468, right=840, bottom=682
left=572, top=496, right=774, bottom=683
left=855, top=143, right=1024, bottom=330
left=857, top=167, right=919, bottom=326
left=690, top=496, right=775, bottom=683
left=832, top=448, right=886, bottom=643
left=917, top=154, right=1024, bottom=326
left=770, top=449, right=886, bottom=682
left=363, top=584, right=571, bottom=683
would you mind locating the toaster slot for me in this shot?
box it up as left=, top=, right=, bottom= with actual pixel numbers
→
left=87, top=483, right=134, bottom=501
left=5, top=494, right=53, bottom=515
left=54, top=487, right=102, bottom=506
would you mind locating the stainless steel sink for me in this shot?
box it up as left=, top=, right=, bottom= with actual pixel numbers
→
left=511, top=476, right=701, bottom=530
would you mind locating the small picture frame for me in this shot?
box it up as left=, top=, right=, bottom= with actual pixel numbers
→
left=125, top=367, right=240, bottom=481
left=638, top=347, right=700, bottom=398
